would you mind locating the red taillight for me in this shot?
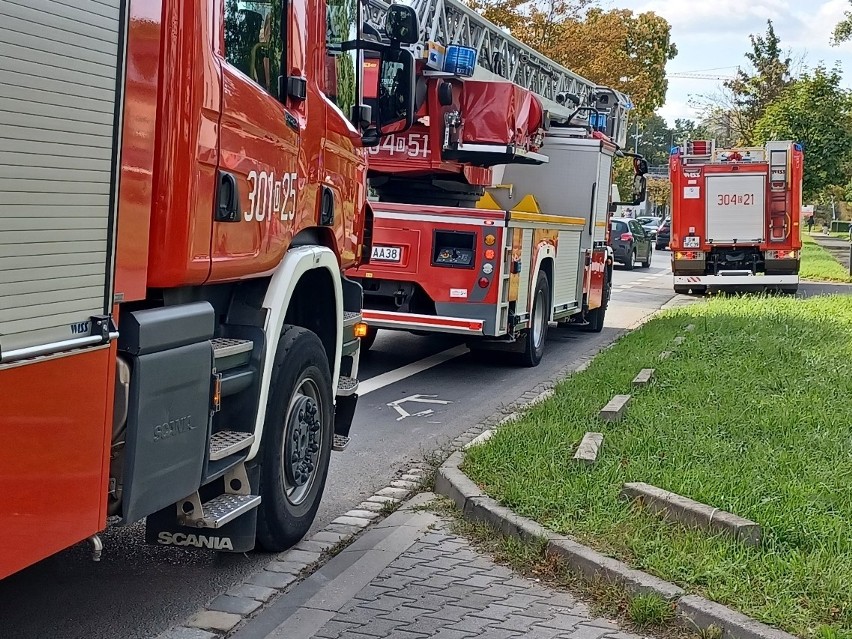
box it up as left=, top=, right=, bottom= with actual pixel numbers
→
left=620, top=233, right=633, bottom=241
left=478, top=277, right=489, bottom=288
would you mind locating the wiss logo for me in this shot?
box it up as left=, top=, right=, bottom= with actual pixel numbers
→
left=157, top=532, right=233, bottom=550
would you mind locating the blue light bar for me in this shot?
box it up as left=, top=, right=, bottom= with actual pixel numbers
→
left=589, top=112, right=608, bottom=131
left=443, top=45, right=477, bottom=77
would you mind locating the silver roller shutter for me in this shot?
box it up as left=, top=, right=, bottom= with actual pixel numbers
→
left=0, top=0, right=126, bottom=359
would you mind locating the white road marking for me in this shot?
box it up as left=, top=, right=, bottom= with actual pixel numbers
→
left=387, top=394, right=452, bottom=420
left=359, top=345, right=469, bottom=396
left=361, top=264, right=676, bottom=397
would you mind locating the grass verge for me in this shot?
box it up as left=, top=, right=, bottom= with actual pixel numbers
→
left=464, top=294, right=852, bottom=638
left=800, top=234, right=852, bottom=283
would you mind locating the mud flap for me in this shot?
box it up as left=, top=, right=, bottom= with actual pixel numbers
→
left=334, top=393, right=358, bottom=439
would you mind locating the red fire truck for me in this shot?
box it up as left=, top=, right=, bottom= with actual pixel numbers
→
left=0, top=0, right=419, bottom=579
left=669, top=140, right=804, bottom=294
left=349, top=0, right=648, bottom=365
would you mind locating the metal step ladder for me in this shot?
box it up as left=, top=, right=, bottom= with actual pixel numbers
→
left=177, top=464, right=261, bottom=529
left=210, top=338, right=257, bottom=463
left=175, top=338, right=262, bottom=527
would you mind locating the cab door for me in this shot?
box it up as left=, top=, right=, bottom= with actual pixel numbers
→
left=211, top=0, right=302, bottom=281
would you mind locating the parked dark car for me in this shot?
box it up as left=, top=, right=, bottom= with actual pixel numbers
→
left=635, top=216, right=663, bottom=240
left=608, top=217, right=653, bottom=270
left=655, top=217, right=671, bottom=250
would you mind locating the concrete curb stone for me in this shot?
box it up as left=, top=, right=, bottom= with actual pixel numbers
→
left=677, top=595, right=798, bottom=639
left=620, top=482, right=762, bottom=547
left=437, top=451, right=684, bottom=602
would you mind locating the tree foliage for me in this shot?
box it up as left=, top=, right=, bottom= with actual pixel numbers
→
left=633, top=113, right=672, bottom=165
left=468, top=0, right=677, bottom=116
left=832, top=1, right=852, bottom=45
left=753, top=65, right=852, bottom=199
left=722, top=20, right=792, bottom=142
left=671, top=118, right=711, bottom=145
left=646, top=177, right=671, bottom=209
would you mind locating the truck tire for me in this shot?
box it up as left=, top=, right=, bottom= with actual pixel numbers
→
left=624, top=248, right=636, bottom=271
left=518, top=270, right=550, bottom=367
left=360, top=326, right=378, bottom=353
left=674, top=285, right=690, bottom=295
left=256, top=325, right=334, bottom=552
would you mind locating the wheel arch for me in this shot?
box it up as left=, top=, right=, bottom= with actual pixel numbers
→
left=530, top=243, right=556, bottom=321
left=247, top=245, right=343, bottom=460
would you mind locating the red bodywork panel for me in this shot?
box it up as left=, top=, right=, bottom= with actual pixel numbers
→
left=669, top=147, right=804, bottom=253
left=0, top=346, right=116, bottom=580
left=349, top=203, right=506, bottom=307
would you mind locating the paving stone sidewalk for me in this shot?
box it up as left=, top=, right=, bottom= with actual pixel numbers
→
left=230, top=495, right=657, bottom=639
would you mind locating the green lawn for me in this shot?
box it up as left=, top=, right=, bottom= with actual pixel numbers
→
left=464, top=295, right=852, bottom=638
left=800, top=234, right=852, bottom=283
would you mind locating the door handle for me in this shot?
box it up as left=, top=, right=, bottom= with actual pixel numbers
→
left=215, top=170, right=241, bottom=222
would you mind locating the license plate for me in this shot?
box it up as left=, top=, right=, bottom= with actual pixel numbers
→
left=683, top=236, right=700, bottom=248
left=371, top=245, right=402, bottom=262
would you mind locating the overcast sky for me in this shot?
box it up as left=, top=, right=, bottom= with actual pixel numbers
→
left=602, top=0, right=852, bottom=124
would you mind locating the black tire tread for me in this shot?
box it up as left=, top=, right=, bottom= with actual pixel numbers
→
left=255, top=325, right=333, bottom=553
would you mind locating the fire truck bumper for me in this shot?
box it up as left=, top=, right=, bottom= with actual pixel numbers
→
left=363, top=310, right=485, bottom=336
left=674, top=274, right=799, bottom=286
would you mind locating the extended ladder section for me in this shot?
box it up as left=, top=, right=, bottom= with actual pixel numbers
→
left=364, top=0, right=631, bottom=146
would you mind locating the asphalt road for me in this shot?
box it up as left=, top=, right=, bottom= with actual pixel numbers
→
left=0, top=252, right=676, bottom=639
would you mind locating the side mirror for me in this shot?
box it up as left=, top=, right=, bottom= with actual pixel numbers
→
left=631, top=175, right=647, bottom=205
left=374, top=47, right=416, bottom=136
left=385, top=4, right=419, bottom=45
left=351, top=104, right=372, bottom=130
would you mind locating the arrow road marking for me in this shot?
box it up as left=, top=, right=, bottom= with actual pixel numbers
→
left=387, top=394, right=452, bottom=421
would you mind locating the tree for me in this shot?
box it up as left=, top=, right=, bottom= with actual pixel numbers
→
left=468, top=0, right=593, bottom=57
left=753, top=65, right=852, bottom=199
left=633, top=113, right=672, bottom=165
left=832, top=1, right=852, bottom=45
left=671, top=118, right=710, bottom=145
left=646, top=177, right=671, bottom=215
left=468, top=1, right=677, bottom=116
left=723, top=20, right=792, bottom=142
left=558, top=9, right=677, bottom=116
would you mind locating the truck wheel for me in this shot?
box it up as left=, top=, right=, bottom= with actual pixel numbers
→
left=518, top=270, right=550, bottom=367
left=256, top=325, right=333, bottom=552
left=674, top=285, right=690, bottom=295
left=624, top=248, right=636, bottom=271
left=360, top=326, right=378, bottom=353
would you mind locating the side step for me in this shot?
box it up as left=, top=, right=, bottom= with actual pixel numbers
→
left=177, top=493, right=261, bottom=529
left=343, top=311, right=361, bottom=328
left=333, top=434, right=351, bottom=451
left=212, top=338, right=253, bottom=372
left=209, top=430, right=254, bottom=461
left=337, top=375, right=358, bottom=397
